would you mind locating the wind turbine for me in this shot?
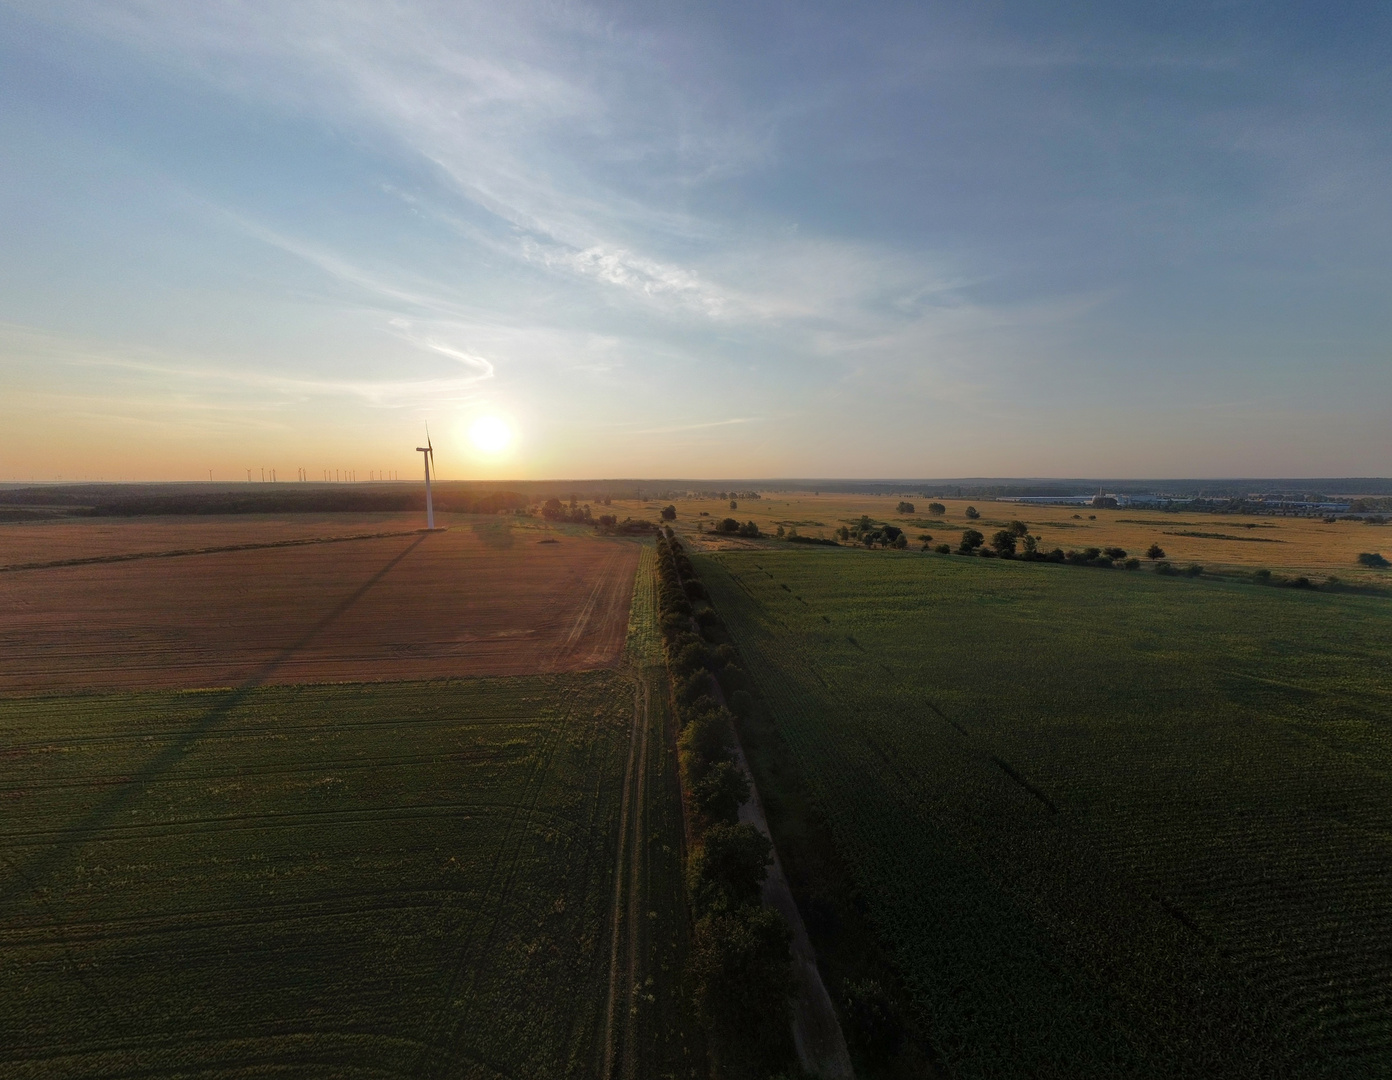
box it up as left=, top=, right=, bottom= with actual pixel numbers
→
left=416, top=427, right=436, bottom=529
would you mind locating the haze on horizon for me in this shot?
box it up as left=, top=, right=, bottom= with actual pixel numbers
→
left=1, top=2, right=1389, bottom=483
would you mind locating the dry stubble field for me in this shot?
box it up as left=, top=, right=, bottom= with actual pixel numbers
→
left=0, top=516, right=638, bottom=693
left=646, top=493, right=1391, bottom=581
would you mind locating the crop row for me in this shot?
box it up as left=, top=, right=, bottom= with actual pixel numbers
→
left=695, top=547, right=1392, bottom=1078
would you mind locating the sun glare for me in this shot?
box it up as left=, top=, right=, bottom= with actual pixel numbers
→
left=468, top=415, right=514, bottom=456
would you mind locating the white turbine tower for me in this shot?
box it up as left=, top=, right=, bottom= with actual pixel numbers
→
left=417, top=428, right=436, bottom=529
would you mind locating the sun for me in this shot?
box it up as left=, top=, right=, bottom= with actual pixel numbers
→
left=468, top=415, right=514, bottom=456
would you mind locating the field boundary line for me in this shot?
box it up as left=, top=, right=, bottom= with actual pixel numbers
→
left=0, top=529, right=430, bottom=573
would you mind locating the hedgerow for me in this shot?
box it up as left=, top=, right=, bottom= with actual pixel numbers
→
left=653, top=530, right=793, bottom=1075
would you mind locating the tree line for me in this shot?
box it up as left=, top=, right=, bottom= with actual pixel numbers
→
left=653, top=532, right=794, bottom=1076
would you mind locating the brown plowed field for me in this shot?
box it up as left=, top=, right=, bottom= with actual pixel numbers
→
left=0, top=522, right=640, bottom=693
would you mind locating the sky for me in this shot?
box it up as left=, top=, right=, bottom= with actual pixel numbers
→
left=1, top=1, right=1389, bottom=482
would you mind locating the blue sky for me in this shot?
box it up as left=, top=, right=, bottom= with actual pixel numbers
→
left=1, top=1, right=1389, bottom=480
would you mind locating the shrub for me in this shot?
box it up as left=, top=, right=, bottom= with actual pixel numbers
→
left=1146, top=543, right=1165, bottom=560
left=928, top=502, right=946, bottom=515
left=991, top=529, right=1017, bottom=556
left=687, top=822, right=772, bottom=916
left=737, top=520, right=760, bottom=538
left=1254, top=568, right=1273, bottom=583
left=934, top=543, right=951, bottom=554
left=1290, top=576, right=1313, bottom=589
left=1185, top=563, right=1203, bottom=577
left=1357, top=552, right=1390, bottom=568
left=842, top=979, right=905, bottom=1067
left=675, top=670, right=714, bottom=705
left=690, top=907, right=793, bottom=1069
left=692, top=760, right=752, bottom=825
left=1155, top=561, right=1175, bottom=575
left=896, top=501, right=915, bottom=515
left=1124, top=558, right=1141, bottom=570
left=965, top=506, right=980, bottom=519
left=728, top=689, right=754, bottom=719
left=660, top=504, right=676, bottom=520
left=1008, top=520, right=1029, bottom=537
left=1045, top=548, right=1066, bottom=562
left=680, top=708, right=734, bottom=765
left=1104, top=547, right=1127, bottom=560
left=671, top=641, right=710, bottom=678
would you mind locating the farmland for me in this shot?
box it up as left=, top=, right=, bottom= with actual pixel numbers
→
left=0, top=674, right=646, bottom=1078
left=0, top=520, right=639, bottom=693
left=696, top=546, right=1392, bottom=1077
left=656, top=493, right=1392, bottom=583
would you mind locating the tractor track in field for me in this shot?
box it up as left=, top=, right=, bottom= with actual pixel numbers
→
left=601, top=671, right=651, bottom=1080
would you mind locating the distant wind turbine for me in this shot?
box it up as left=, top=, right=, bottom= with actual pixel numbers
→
left=417, top=427, right=436, bottom=529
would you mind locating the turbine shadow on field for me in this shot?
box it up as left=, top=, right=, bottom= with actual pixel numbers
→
left=0, top=532, right=431, bottom=911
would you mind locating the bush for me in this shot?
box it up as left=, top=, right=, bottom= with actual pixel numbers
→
left=671, top=641, right=710, bottom=677
left=959, top=529, right=985, bottom=554
left=687, top=822, right=773, bottom=916
left=1155, top=561, right=1175, bottom=575
left=965, top=506, right=980, bottom=519
left=1254, top=568, right=1273, bottom=583
left=1184, top=563, right=1203, bottom=577
left=692, top=760, right=751, bottom=824
left=1357, top=552, right=1390, bottom=568
left=896, top=501, right=915, bottom=515
left=934, top=543, right=951, bottom=554
left=927, top=502, right=946, bottom=515
left=1124, top=558, right=1140, bottom=570
left=675, top=669, right=714, bottom=705
left=842, top=978, right=905, bottom=1067
left=690, top=907, right=793, bottom=1069
left=1045, top=548, right=1065, bottom=562
left=680, top=708, right=734, bottom=766
left=1008, top=520, right=1029, bottom=537
left=1104, top=547, right=1127, bottom=560
left=728, top=689, right=754, bottom=719
left=660, top=504, right=676, bottom=520
left=1146, top=543, right=1166, bottom=560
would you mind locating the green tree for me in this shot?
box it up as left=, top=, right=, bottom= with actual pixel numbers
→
left=928, top=502, right=946, bottom=515
left=965, top=506, right=980, bottom=519
left=991, top=529, right=1017, bottom=556
left=1008, top=520, right=1029, bottom=536
left=1357, top=552, right=1390, bottom=568
left=687, top=823, right=772, bottom=916
left=959, top=529, right=985, bottom=553
left=690, top=907, right=793, bottom=1071
left=1146, top=543, right=1166, bottom=560
left=660, top=504, right=676, bottom=520
left=692, top=761, right=752, bottom=825
left=896, top=501, right=915, bottom=515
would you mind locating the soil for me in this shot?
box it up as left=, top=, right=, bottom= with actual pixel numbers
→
left=0, top=523, right=639, bottom=693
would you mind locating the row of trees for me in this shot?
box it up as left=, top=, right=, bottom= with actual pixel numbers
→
left=653, top=533, right=793, bottom=1075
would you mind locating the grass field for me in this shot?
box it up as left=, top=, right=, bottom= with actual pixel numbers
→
left=0, top=673, right=662, bottom=1079
left=696, top=546, right=1392, bottom=1078
left=648, top=493, right=1392, bottom=583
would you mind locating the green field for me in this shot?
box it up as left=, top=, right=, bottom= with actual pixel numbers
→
left=696, top=548, right=1392, bottom=1078
left=0, top=664, right=693, bottom=1079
